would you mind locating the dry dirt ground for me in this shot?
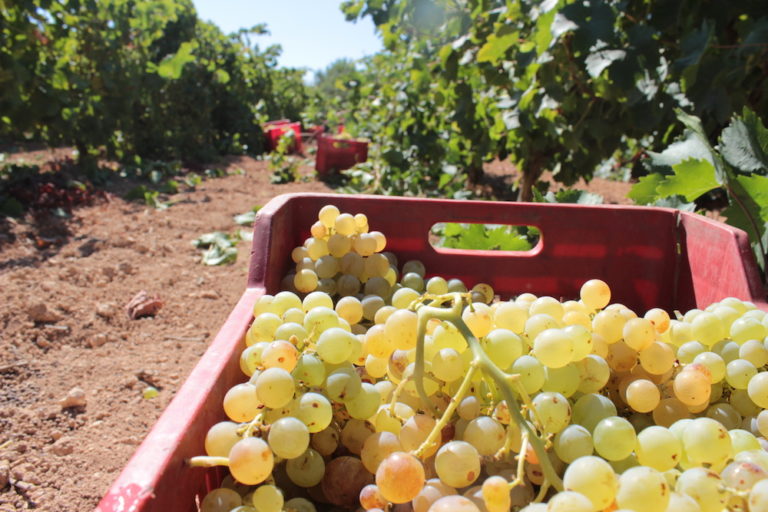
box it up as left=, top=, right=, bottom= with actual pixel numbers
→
left=0, top=151, right=632, bottom=512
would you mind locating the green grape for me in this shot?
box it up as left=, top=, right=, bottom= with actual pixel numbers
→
left=391, top=286, right=421, bottom=309
left=462, top=416, right=506, bottom=456
left=435, top=441, right=481, bottom=488
left=249, top=313, right=283, bottom=344
left=626, top=378, right=660, bottom=413
left=341, top=418, right=376, bottom=454
left=529, top=296, right=564, bottom=322
left=427, top=495, right=480, bottom=512
left=251, top=484, right=283, bottom=512
left=677, top=341, right=707, bottom=364
left=316, top=327, right=356, bottom=364
left=432, top=348, right=465, bottom=382
left=353, top=233, right=378, bottom=257
left=652, top=397, right=691, bottom=427
left=511, top=355, right=546, bottom=394
left=616, top=466, right=670, bottom=512
left=731, top=388, right=762, bottom=417
left=748, top=371, right=768, bottom=408
left=200, top=488, right=242, bottom=512
left=229, top=437, right=274, bottom=485
left=325, top=367, right=362, bottom=402
left=547, top=491, right=594, bottom=512
left=462, top=303, right=493, bottom=338
left=413, top=479, right=456, bottom=512
left=673, top=369, right=711, bottom=406
left=359, top=484, right=388, bottom=510
left=291, top=353, right=325, bottom=387
left=240, top=342, right=267, bottom=374
left=726, top=358, right=757, bottom=389
left=639, top=341, right=676, bottom=375
left=365, top=354, right=388, bottom=379
left=254, top=294, right=277, bottom=316
left=268, top=416, right=310, bottom=459
left=562, top=456, right=618, bottom=510
left=481, top=475, right=510, bottom=512
left=692, top=352, right=726, bottom=383
left=576, top=355, right=610, bottom=394
left=254, top=367, right=294, bottom=409
left=729, top=428, right=761, bottom=454
left=681, top=417, right=733, bottom=470
left=531, top=392, right=571, bottom=434
left=565, top=324, right=592, bottom=361
left=384, top=309, right=418, bottom=350
left=362, top=295, right=386, bottom=321
left=483, top=328, right=523, bottom=369
left=572, top=393, right=617, bottom=432
left=493, top=301, right=528, bottom=333
left=749, top=477, right=768, bottom=511
left=425, top=276, right=449, bottom=295
left=374, top=451, right=426, bottom=504
left=364, top=324, right=397, bottom=359
left=371, top=402, right=414, bottom=435
left=283, top=497, right=316, bottom=512
left=293, top=269, right=318, bottom=293
left=458, top=395, right=481, bottom=420
left=345, top=382, right=381, bottom=419
left=361, top=431, right=403, bottom=473
left=204, top=421, right=241, bottom=458
left=623, top=317, right=655, bottom=351
left=400, top=414, right=438, bottom=457
left=432, top=322, right=468, bottom=352
left=669, top=320, right=694, bottom=346
left=285, top=448, right=325, bottom=487
left=691, top=312, right=726, bottom=347
left=524, top=314, right=560, bottom=346
left=223, top=382, right=261, bottom=422
left=296, top=392, right=332, bottom=433
left=635, top=425, right=682, bottom=472
left=675, top=467, right=727, bottom=512
left=593, top=416, right=636, bottom=461
left=542, top=362, right=581, bottom=397
left=553, top=424, right=593, bottom=463
left=705, top=402, right=741, bottom=430
left=592, top=309, right=626, bottom=344
left=302, top=306, right=339, bottom=338
left=731, top=316, right=767, bottom=344
left=274, top=321, right=308, bottom=343
left=364, top=276, right=391, bottom=298
left=665, top=491, right=702, bottom=512
left=401, top=271, right=425, bottom=292
left=310, top=423, right=340, bottom=456
left=261, top=340, right=299, bottom=371
left=402, top=259, right=426, bottom=277
left=580, top=279, right=610, bottom=310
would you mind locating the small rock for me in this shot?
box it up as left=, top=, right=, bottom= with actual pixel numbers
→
left=50, top=437, right=74, bottom=456
left=96, top=303, right=117, bottom=319
left=26, top=303, right=62, bottom=323
left=43, top=324, right=70, bottom=338
left=125, top=291, right=163, bottom=320
left=59, top=387, right=86, bottom=409
left=118, top=262, right=134, bottom=274
left=101, top=267, right=116, bottom=280
left=0, top=460, right=8, bottom=489
left=88, top=333, right=108, bottom=348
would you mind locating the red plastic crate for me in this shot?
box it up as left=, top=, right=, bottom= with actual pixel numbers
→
left=315, top=135, right=368, bottom=175
left=96, top=193, right=767, bottom=512
left=264, top=121, right=303, bottom=154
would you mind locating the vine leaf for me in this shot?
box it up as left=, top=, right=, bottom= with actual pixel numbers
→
left=656, top=158, right=719, bottom=202
left=720, top=109, right=768, bottom=173
left=628, top=173, right=665, bottom=205
left=477, top=33, right=518, bottom=64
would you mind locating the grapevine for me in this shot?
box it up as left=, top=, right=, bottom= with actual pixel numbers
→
left=189, top=203, right=768, bottom=512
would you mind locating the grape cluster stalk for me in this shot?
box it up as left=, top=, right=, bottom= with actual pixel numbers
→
left=190, top=204, right=768, bottom=512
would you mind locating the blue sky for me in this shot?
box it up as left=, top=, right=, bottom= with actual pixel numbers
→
left=192, top=1, right=383, bottom=78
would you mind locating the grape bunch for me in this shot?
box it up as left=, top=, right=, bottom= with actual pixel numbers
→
left=192, top=204, right=768, bottom=512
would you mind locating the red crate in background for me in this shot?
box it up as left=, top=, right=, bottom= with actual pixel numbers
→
left=96, top=193, right=767, bottom=512
left=264, top=121, right=303, bottom=154
left=315, top=135, right=368, bottom=175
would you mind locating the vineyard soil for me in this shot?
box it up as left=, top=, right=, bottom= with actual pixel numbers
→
left=0, top=153, right=631, bottom=511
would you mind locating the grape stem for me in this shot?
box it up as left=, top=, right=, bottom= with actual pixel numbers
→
left=188, top=456, right=229, bottom=468
left=412, top=293, right=564, bottom=492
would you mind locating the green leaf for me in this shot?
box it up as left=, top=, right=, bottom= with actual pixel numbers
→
left=214, top=69, right=230, bottom=84
left=477, top=33, right=518, bottom=64
left=201, top=245, right=238, bottom=266
left=720, top=109, right=768, bottom=173
left=656, top=158, right=719, bottom=202
left=157, top=41, right=197, bottom=80
left=233, top=210, right=257, bottom=226
left=628, top=173, right=665, bottom=205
